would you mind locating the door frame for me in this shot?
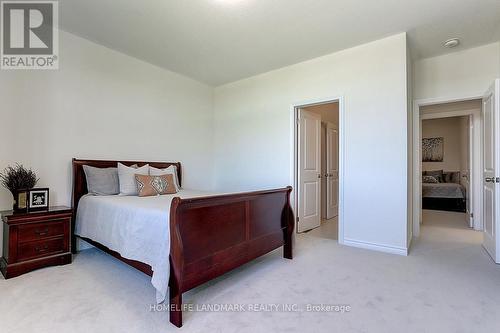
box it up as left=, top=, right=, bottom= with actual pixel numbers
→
left=290, top=96, right=345, bottom=244
left=412, top=95, right=483, bottom=237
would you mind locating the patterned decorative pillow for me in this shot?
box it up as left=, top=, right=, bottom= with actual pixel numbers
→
left=149, top=165, right=181, bottom=191
left=422, top=175, right=439, bottom=183
left=424, top=170, right=443, bottom=183
left=135, top=174, right=177, bottom=197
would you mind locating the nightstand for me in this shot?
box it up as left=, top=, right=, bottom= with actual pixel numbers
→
left=0, top=206, right=72, bottom=279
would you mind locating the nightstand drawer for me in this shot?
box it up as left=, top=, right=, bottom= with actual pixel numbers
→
left=18, top=219, right=67, bottom=243
left=17, top=237, right=65, bottom=261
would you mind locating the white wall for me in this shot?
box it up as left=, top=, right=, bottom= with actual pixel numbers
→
left=0, top=31, right=215, bottom=254
left=213, top=33, right=410, bottom=254
left=406, top=39, right=413, bottom=246
left=414, top=42, right=500, bottom=101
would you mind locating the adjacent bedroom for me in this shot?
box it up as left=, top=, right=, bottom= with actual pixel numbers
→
left=419, top=99, right=483, bottom=239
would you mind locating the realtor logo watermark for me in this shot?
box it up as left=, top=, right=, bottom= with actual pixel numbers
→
left=1, top=1, right=58, bottom=69
left=149, top=303, right=352, bottom=313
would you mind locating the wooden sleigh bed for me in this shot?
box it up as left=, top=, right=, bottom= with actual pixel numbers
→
left=71, top=159, right=294, bottom=328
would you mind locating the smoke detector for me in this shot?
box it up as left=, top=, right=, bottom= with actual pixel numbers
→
left=443, top=38, right=460, bottom=48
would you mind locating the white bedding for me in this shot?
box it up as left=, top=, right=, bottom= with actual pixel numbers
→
left=75, top=189, right=216, bottom=303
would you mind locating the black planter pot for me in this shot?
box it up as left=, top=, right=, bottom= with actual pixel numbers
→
left=12, top=189, right=29, bottom=212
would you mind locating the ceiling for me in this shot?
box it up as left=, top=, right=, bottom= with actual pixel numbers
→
left=59, top=0, right=500, bottom=86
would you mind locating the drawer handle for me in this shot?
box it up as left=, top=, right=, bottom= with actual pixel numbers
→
left=35, top=245, right=49, bottom=252
left=35, top=228, right=49, bottom=236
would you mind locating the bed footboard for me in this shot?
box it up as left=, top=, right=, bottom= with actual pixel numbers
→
left=168, top=186, right=294, bottom=327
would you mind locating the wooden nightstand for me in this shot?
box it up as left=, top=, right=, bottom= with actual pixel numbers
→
left=1, top=206, right=72, bottom=279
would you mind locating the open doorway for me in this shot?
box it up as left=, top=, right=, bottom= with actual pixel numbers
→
left=413, top=80, right=500, bottom=263
left=293, top=100, right=340, bottom=241
left=421, top=116, right=471, bottom=218
left=413, top=98, right=484, bottom=248
left=421, top=115, right=474, bottom=229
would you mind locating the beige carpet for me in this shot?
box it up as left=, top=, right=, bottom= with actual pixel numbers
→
left=306, top=217, right=339, bottom=240
left=1, top=211, right=500, bottom=333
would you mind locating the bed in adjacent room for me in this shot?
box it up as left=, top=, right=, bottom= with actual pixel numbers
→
left=72, top=159, right=294, bottom=328
left=421, top=170, right=466, bottom=212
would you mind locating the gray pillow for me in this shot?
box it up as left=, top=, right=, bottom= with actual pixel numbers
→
left=83, top=165, right=120, bottom=195
left=443, top=171, right=460, bottom=184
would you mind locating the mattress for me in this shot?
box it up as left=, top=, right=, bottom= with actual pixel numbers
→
left=422, top=183, right=465, bottom=199
left=75, top=189, right=216, bottom=303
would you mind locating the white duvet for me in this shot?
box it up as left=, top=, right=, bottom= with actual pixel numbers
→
left=75, top=189, right=215, bottom=303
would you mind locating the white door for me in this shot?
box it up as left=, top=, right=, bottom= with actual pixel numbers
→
left=482, top=79, right=500, bottom=263
left=326, top=122, right=339, bottom=219
left=298, top=109, right=321, bottom=232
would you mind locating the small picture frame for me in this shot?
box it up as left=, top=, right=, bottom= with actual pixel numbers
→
left=28, top=188, right=49, bottom=211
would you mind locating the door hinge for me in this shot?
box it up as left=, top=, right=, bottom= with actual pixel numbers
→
left=470, top=213, right=474, bottom=219
left=296, top=217, right=299, bottom=223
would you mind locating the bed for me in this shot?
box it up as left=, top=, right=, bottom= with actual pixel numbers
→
left=72, top=159, right=294, bottom=328
left=421, top=175, right=466, bottom=212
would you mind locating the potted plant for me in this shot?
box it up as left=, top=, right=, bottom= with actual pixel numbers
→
left=0, top=164, right=39, bottom=212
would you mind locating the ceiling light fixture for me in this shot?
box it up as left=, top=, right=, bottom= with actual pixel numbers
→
left=443, top=38, right=460, bottom=48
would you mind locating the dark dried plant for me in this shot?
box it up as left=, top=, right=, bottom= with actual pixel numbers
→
left=0, top=164, right=39, bottom=194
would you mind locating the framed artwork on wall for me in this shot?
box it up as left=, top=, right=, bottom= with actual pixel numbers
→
left=422, top=137, right=444, bottom=162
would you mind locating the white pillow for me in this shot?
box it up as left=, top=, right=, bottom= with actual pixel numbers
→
left=150, top=165, right=180, bottom=191
left=118, top=163, right=149, bottom=195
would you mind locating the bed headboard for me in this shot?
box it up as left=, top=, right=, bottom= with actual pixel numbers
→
left=72, top=158, right=182, bottom=211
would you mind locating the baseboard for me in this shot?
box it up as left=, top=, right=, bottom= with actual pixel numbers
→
left=76, top=237, right=95, bottom=251
left=343, top=238, right=408, bottom=256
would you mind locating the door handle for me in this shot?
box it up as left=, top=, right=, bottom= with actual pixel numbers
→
left=485, top=177, right=496, bottom=183
left=317, top=174, right=321, bottom=179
